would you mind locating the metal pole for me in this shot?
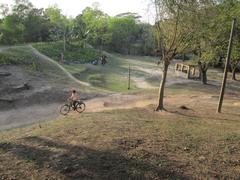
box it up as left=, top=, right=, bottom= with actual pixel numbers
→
left=217, top=19, right=236, bottom=113
left=128, top=64, right=130, bottom=90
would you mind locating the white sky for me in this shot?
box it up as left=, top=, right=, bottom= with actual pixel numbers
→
left=1, top=0, right=155, bottom=23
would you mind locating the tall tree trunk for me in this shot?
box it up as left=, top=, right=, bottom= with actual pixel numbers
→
left=63, top=35, right=66, bottom=52
left=156, top=60, right=169, bottom=111
left=63, top=30, right=66, bottom=52
left=232, top=67, right=237, bottom=80
left=198, top=62, right=208, bottom=84
left=201, top=70, right=207, bottom=84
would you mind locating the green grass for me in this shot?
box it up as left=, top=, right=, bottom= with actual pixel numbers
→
left=64, top=63, right=137, bottom=92
left=114, top=53, right=159, bottom=64
left=33, top=42, right=100, bottom=64
left=32, top=41, right=160, bottom=92
left=0, top=46, right=39, bottom=70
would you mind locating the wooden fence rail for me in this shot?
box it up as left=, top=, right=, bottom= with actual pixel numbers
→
left=175, top=63, right=199, bottom=79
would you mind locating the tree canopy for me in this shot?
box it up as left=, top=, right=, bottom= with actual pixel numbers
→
left=0, top=0, right=156, bottom=55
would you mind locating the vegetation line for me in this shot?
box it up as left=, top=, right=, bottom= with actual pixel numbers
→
left=29, top=45, right=91, bottom=87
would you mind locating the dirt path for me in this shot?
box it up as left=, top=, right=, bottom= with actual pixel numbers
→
left=0, top=103, right=60, bottom=131
left=0, top=49, right=187, bottom=132
left=131, top=77, right=156, bottom=89
left=0, top=46, right=199, bottom=131
left=0, top=93, right=155, bottom=131
left=85, top=93, right=155, bottom=113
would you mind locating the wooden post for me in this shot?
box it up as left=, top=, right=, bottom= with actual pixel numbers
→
left=128, top=64, right=131, bottom=90
left=175, top=63, right=178, bottom=71
left=217, top=19, right=236, bottom=113
left=187, top=65, right=190, bottom=79
left=61, top=52, right=64, bottom=62
left=181, top=64, right=184, bottom=72
left=192, top=67, right=196, bottom=76
left=63, top=35, right=66, bottom=52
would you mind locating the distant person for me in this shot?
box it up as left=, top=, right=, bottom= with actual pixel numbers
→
left=68, top=89, right=79, bottom=110
left=60, top=52, right=64, bottom=63
left=101, top=55, right=107, bottom=65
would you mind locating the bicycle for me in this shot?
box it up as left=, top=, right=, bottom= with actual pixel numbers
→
left=60, top=100, right=86, bottom=115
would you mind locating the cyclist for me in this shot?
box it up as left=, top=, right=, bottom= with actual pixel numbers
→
left=101, top=55, right=107, bottom=65
left=68, top=89, right=79, bottom=110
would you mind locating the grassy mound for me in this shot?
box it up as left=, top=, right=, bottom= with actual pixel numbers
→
left=33, top=42, right=100, bottom=64
left=0, top=46, right=39, bottom=70
left=64, top=63, right=137, bottom=92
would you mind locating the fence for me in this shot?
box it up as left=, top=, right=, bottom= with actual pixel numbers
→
left=175, top=63, right=199, bottom=79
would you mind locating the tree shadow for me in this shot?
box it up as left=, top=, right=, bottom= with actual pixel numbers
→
left=164, top=109, right=198, bottom=119
left=165, top=108, right=240, bottom=124
left=0, top=136, right=189, bottom=179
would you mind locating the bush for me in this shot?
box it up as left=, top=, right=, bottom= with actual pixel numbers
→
left=33, top=42, right=100, bottom=64
left=0, top=47, right=35, bottom=66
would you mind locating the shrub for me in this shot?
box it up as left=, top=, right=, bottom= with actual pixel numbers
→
left=33, top=42, right=100, bottom=64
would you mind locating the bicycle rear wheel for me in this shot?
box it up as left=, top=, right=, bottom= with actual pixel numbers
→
left=76, top=101, right=86, bottom=113
left=60, top=104, right=70, bottom=115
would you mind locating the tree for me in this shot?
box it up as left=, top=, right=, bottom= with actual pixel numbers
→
left=219, top=0, right=240, bottom=81
left=0, top=0, right=33, bottom=44
left=0, top=0, right=51, bottom=44
left=0, top=14, right=25, bottom=44
left=194, top=0, right=240, bottom=84
left=231, top=40, right=240, bottom=80
left=72, top=14, right=90, bottom=47
left=108, top=16, right=139, bottom=54
left=138, top=23, right=156, bottom=55
left=154, top=0, right=198, bottom=111
left=45, top=6, right=70, bottom=51
left=23, top=8, right=50, bottom=42
left=81, top=7, right=110, bottom=49
left=185, top=0, right=222, bottom=84
left=0, top=4, right=9, bottom=17
left=12, top=0, right=33, bottom=19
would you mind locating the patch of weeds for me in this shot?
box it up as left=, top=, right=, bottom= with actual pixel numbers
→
left=113, top=138, right=144, bottom=150
left=0, top=47, right=36, bottom=67
left=33, top=42, right=100, bottom=64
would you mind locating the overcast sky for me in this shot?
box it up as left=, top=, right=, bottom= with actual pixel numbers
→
left=1, top=0, right=155, bottom=23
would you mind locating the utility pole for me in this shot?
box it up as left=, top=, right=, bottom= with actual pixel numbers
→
left=217, top=19, right=236, bottom=113
left=128, top=64, right=131, bottom=90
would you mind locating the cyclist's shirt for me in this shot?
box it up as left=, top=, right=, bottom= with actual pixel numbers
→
left=70, top=93, right=79, bottom=101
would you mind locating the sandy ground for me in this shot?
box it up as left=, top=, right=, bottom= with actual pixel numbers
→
left=0, top=93, right=157, bottom=131
left=0, top=103, right=60, bottom=130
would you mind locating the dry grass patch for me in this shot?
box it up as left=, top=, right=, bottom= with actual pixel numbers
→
left=0, top=93, right=240, bottom=179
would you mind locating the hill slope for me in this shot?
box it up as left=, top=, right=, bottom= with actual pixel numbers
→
left=0, top=83, right=240, bottom=179
left=0, top=45, right=99, bottom=130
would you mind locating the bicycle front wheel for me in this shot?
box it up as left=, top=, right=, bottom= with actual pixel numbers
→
left=60, top=104, right=70, bottom=115
left=76, top=101, right=86, bottom=113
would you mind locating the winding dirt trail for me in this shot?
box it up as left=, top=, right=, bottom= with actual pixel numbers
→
left=0, top=46, right=195, bottom=131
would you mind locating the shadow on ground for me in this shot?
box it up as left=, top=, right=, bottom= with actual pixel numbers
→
left=0, top=136, right=189, bottom=179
